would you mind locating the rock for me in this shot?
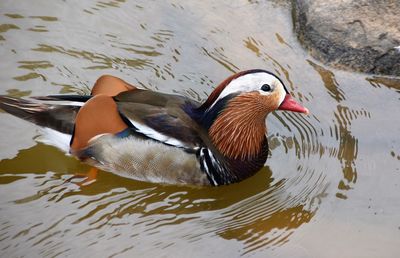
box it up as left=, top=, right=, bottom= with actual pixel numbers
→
left=292, top=0, right=400, bottom=76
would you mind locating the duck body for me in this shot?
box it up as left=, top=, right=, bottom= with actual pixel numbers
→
left=0, top=70, right=308, bottom=186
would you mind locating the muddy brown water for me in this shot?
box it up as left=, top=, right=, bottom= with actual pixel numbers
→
left=0, top=1, right=399, bottom=257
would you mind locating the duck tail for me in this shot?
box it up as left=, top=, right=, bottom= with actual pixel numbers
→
left=0, top=95, right=80, bottom=135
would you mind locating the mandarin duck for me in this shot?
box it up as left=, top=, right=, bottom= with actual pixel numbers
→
left=0, top=70, right=308, bottom=186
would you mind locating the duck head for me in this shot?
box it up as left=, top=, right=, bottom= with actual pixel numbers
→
left=194, top=69, right=308, bottom=160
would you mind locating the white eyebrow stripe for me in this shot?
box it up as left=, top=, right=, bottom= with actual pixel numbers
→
left=207, top=72, right=284, bottom=111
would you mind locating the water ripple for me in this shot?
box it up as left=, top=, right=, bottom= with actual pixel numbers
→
left=2, top=1, right=393, bottom=257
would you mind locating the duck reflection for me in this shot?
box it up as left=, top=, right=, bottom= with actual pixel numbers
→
left=0, top=143, right=317, bottom=255
left=218, top=205, right=312, bottom=254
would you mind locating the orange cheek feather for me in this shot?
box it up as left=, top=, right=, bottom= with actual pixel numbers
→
left=260, top=90, right=281, bottom=111
left=209, top=92, right=278, bottom=160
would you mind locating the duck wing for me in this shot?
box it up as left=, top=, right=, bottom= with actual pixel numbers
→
left=113, top=89, right=204, bottom=151
left=27, top=89, right=206, bottom=152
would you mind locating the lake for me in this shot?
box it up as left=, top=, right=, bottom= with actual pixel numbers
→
left=0, top=1, right=399, bottom=257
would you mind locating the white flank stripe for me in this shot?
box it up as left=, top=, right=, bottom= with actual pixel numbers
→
left=128, top=119, right=186, bottom=148
left=45, top=101, right=85, bottom=107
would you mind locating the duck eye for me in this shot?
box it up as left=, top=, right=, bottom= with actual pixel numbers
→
left=261, top=84, right=271, bottom=92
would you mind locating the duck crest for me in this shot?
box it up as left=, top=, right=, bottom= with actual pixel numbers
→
left=197, top=69, right=269, bottom=112
left=209, top=92, right=268, bottom=160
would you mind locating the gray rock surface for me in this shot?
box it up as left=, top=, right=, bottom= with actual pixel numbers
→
left=293, top=0, right=400, bottom=76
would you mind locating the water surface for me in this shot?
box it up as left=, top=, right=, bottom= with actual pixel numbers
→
left=0, top=1, right=399, bottom=257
